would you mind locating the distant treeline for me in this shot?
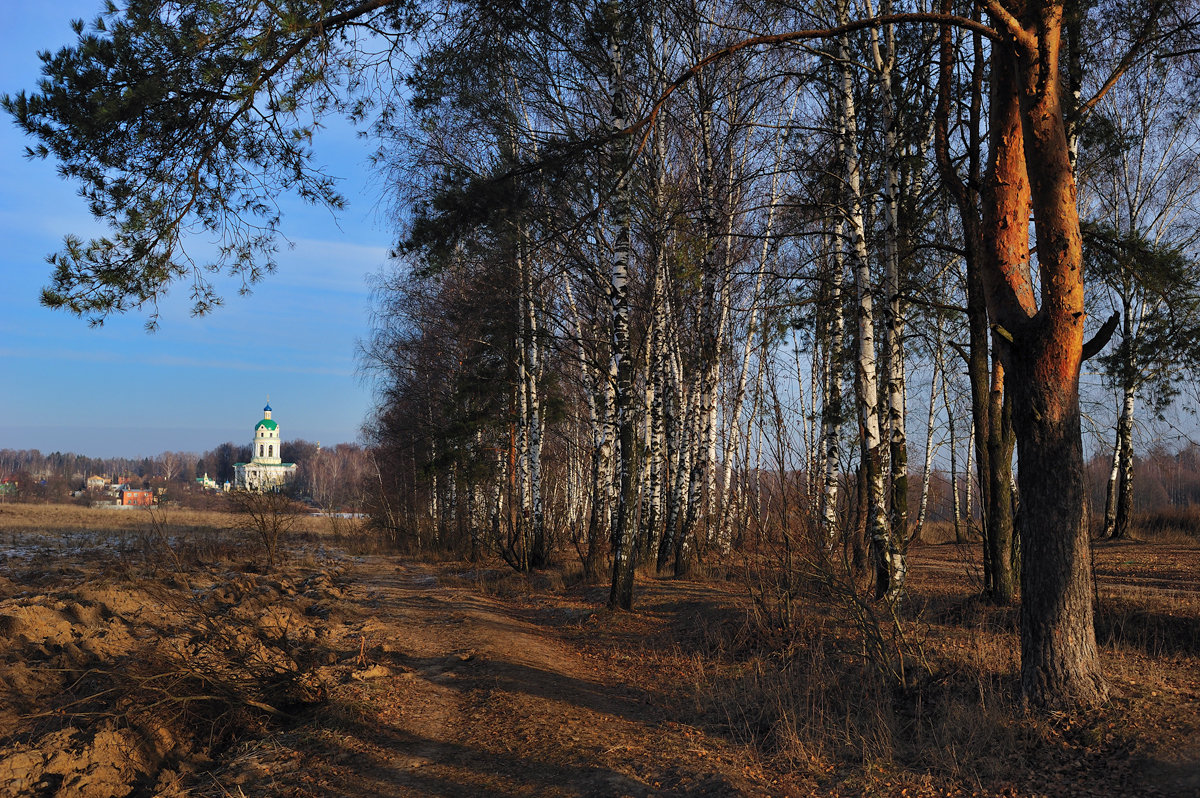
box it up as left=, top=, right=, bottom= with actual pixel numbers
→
left=0, top=441, right=369, bottom=511
left=894, top=441, right=1200, bottom=534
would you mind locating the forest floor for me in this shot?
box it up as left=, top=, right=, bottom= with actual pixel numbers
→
left=1, top=504, right=1198, bottom=797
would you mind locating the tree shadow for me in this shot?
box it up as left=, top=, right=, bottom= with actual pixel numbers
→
left=284, top=714, right=658, bottom=797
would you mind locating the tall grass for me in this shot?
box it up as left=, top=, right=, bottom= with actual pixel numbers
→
left=1133, top=506, right=1200, bottom=542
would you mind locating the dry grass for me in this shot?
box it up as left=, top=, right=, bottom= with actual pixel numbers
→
left=912, top=520, right=977, bottom=546
left=1133, top=507, right=1200, bottom=542
left=0, top=501, right=335, bottom=536
left=642, top=536, right=1200, bottom=796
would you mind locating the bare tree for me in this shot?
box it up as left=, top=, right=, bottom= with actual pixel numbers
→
left=227, top=490, right=302, bottom=568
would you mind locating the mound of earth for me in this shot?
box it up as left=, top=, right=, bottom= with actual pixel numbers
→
left=0, top=563, right=350, bottom=798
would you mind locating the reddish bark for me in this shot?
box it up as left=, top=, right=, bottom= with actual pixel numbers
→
left=984, top=0, right=1107, bottom=709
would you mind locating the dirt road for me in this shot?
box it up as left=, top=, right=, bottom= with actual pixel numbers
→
left=198, top=560, right=797, bottom=797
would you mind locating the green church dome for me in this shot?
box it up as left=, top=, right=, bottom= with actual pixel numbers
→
left=256, top=419, right=278, bottom=431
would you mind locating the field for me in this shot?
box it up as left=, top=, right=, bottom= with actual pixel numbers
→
left=0, top=504, right=1198, bottom=797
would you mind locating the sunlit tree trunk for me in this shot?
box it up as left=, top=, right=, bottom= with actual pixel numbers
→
left=515, top=283, right=532, bottom=569
left=866, top=0, right=909, bottom=560
left=985, top=358, right=1015, bottom=602
left=518, top=244, right=546, bottom=568
left=945, top=373, right=964, bottom=544
left=984, top=4, right=1106, bottom=707
left=820, top=225, right=847, bottom=547
left=643, top=254, right=667, bottom=561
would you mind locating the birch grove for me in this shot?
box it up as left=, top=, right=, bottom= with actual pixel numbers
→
left=362, top=0, right=1159, bottom=599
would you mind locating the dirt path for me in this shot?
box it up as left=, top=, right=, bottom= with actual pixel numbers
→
left=199, top=559, right=792, bottom=798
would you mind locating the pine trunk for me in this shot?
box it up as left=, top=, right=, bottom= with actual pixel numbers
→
left=987, top=6, right=1106, bottom=707
left=986, top=359, right=1015, bottom=603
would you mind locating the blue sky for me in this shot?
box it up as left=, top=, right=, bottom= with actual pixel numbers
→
left=1, top=4, right=395, bottom=458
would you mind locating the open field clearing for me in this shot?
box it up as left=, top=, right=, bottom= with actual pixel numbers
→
left=0, top=505, right=1198, bottom=797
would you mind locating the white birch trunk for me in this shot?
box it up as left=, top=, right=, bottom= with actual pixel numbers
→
left=915, top=329, right=944, bottom=541
left=836, top=7, right=899, bottom=598
left=515, top=279, right=531, bottom=569
left=1112, top=298, right=1143, bottom=539
left=607, top=6, right=637, bottom=605
left=645, top=251, right=668, bottom=558
left=820, top=225, right=847, bottom=546
left=491, top=446, right=504, bottom=551
left=866, top=0, right=908, bottom=583
left=659, top=324, right=688, bottom=571
left=524, top=259, right=545, bottom=566
left=1103, top=435, right=1120, bottom=538
left=964, top=417, right=974, bottom=528
left=944, top=374, right=963, bottom=543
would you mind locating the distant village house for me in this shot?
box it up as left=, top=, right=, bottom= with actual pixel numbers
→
left=119, top=488, right=153, bottom=506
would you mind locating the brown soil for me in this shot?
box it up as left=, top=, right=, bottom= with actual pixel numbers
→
left=0, top=562, right=346, bottom=797
left=2, top=505, right=1199, bottom=797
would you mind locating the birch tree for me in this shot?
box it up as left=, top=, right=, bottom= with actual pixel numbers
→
left=833, top=0, right=903, bottom=601
left=605, top=0, right=639, bottom=610
left=1079, top=60, right=1200, bottom=541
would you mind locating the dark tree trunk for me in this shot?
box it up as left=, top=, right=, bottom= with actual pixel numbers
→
left=584, top=438, right=606, bottom=581
left=1114, top=434, right=1134, bottom=540
left=986, top=361, right=1016, bottom=604
left=1011, top=367, right=1105, bottom=707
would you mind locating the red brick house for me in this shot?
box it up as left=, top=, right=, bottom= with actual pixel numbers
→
left=120, top=488, right=153, bottom=506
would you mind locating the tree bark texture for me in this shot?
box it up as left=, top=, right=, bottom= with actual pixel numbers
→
left=606, top=0, right=637, bottom=610
left=986, top=2, right=1107, bottom=708
left=985, top=358, right=1015, bottom=603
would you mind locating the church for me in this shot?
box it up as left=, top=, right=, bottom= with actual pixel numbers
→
left=233, top=403, right=298, bottom=491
